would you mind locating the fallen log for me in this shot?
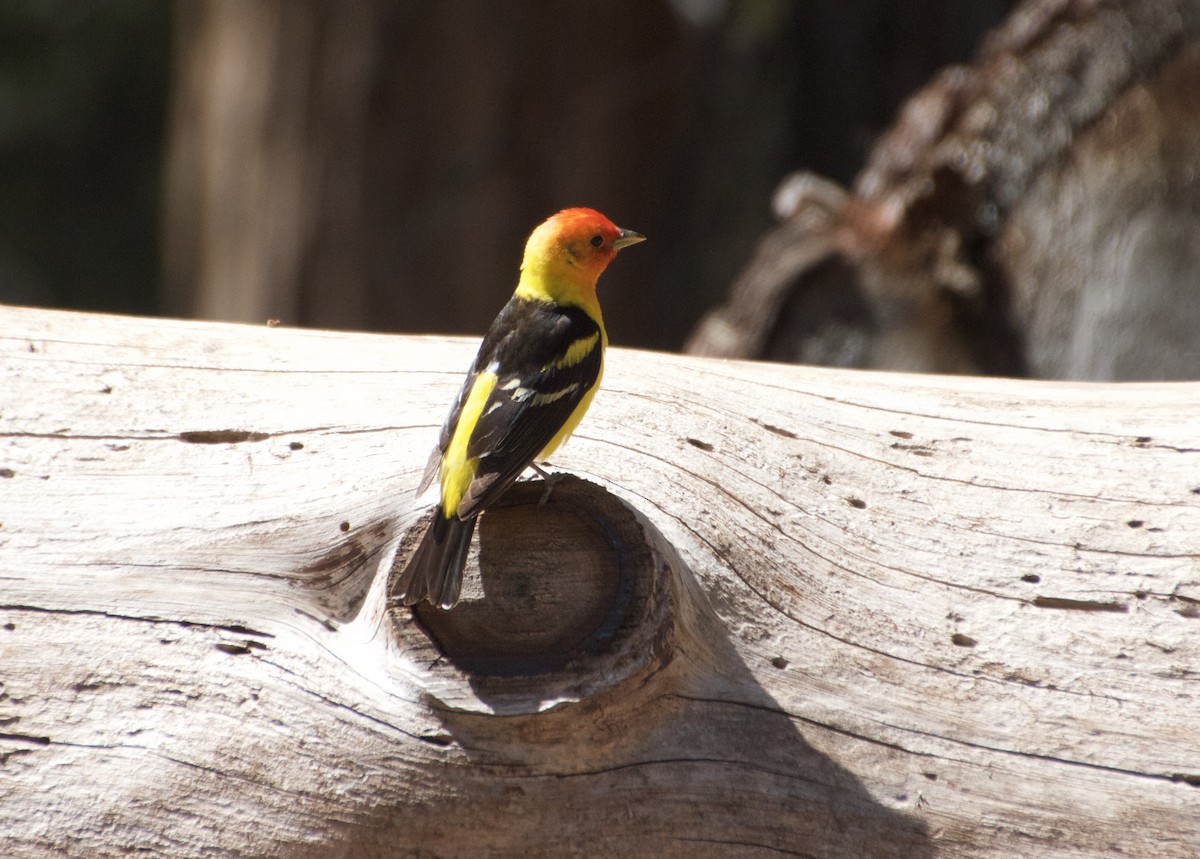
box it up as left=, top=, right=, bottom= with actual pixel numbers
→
left=1, top=304, right=1197, bottom=857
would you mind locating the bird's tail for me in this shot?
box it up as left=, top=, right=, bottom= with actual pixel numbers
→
left=394, top=511, right=477, bottom=610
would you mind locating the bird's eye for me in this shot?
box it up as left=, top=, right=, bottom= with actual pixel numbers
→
left=589, top=234, right=604, bottom=248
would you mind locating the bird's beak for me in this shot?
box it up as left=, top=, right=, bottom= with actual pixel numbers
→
left=612, top=228, right=646, bottom=249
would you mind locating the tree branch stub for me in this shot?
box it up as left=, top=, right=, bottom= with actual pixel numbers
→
left=388, top=476, right=673, bottom=716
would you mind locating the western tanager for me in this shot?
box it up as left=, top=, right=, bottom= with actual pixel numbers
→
left=395, top=208, right=645, bottom=609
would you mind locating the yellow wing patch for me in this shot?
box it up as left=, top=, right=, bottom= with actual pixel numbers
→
left=551, top=333, right=600, bottom=370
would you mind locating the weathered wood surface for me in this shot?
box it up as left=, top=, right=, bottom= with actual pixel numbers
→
left=1, top=303, right=1198, bottom=858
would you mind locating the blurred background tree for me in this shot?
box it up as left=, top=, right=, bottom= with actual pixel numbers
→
left=0, top=0, right=1013, bottom=350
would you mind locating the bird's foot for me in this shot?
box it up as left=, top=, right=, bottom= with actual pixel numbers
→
left=529, top=463, right=563, bottom=506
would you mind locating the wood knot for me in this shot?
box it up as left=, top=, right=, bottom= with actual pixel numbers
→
left=388, top=475, right=671, bottom=714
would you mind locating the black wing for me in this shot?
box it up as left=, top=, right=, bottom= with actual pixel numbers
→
left=422, top=295, right=602, bottom=517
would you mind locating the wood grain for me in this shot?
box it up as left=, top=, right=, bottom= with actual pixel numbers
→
left=1, top=304, right=1197, bottom=857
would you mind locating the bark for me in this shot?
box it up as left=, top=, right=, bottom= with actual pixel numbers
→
left=686, top=0, right=1200, bottom=380
left=1, top=303, right=1198, bottom=858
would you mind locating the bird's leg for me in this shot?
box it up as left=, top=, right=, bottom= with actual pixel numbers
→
left=528, top=462, right=563, bottom=506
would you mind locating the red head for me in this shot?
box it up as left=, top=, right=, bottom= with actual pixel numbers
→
left=520, top=208, right=645, bottom=287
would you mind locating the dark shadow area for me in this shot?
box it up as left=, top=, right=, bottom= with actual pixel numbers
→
left=389, top=476, right=667, bottom=715
left=411, top=480, right=637, bottom=676
left=0, top=4, right=170, bottom=314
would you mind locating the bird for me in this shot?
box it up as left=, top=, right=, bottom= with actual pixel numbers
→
left=394, top=208, right=645, bottom=609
